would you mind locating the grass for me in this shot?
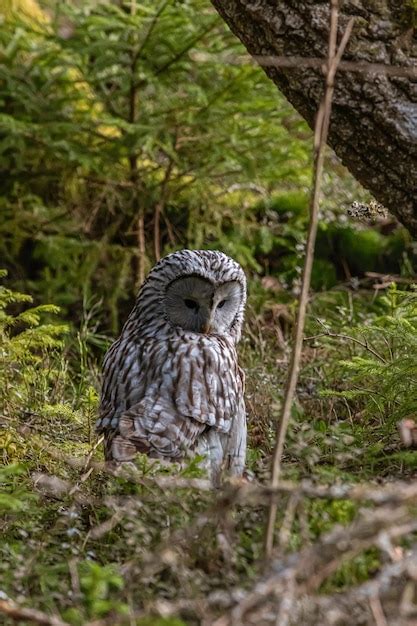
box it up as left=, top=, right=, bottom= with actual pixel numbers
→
left=1, top=276, right=417, bottom=624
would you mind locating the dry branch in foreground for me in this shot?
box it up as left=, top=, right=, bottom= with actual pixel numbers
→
left=213, top=506, right=417, bottom=626
left=0, top=599, right=69, bottom=626
left=264, top=0, right=353, bottom=559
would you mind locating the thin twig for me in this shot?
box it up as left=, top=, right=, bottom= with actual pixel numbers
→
left=304, top=330, right=387, bottom=363
left=277, top=493, right=300, bottom=550
left=193, top=51, right=417, bottom=79
left=216, top=506, right=416, bottom=626
left=264, top=0, right=354, bottom=560
left=154, top=155, right=174, bottom=261
left=369, top=594, right=389, bottom=626
left=0, top=599, right=69, bottom=626
left=136, top=208, right=146, bottom=288
left=255, top=55, right=417, bottom=79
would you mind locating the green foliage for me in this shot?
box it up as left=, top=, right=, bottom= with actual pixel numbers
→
left=292, top=284, right=417, bottom=477
left=0, top=0, right=311, bottom=327
left=72, top=561, right=127, bottom=621
left=308, top=498, right=357, bottom=537
left=0, top=270, right=69, bottom=418
left=325, top=284, right=417, bottom=425
left=0, top=463, right=37, bottom=512
left=2, top=0, right=414, bottom=330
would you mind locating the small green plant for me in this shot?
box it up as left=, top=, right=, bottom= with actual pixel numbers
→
left=0, top=463, right=37, bottom=512
left=79, top=561, right=127, bottom=619
left=316, top=284, right=417, bottom=471
left=0, top=270, right=69, bottom=418
left=327, top=284, right=417, bottom=421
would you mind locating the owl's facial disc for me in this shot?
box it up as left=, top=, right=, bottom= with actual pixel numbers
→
left=165, top=276, right=241, bottom=335
left=211, top=281, right=242, bottom=335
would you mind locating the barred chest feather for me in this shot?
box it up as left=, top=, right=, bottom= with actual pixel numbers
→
left=98, top=331, right=244, bottom=435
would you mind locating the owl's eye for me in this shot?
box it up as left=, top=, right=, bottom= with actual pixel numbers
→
left=184, top=298, right=199, bottom=311
left=217, top=299, right=227, bottom=309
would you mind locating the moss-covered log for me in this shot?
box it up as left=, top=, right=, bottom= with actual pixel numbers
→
left=211, top=0, right=417, bottom=234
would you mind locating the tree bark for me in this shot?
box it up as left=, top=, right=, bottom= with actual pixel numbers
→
left=211, top=0, right=417, bottom=235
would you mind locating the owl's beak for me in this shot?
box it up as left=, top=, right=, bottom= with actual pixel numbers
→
left=201, top=310, right=214, bottom=334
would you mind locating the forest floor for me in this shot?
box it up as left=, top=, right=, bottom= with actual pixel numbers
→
left=1, top=278, right=417, bottom=626
left=2, top=1, right=417, bottom=623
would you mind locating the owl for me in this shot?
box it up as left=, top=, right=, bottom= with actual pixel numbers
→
left=97, top=249, right=247, bottom=483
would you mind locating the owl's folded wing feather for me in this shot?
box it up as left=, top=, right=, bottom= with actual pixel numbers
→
left=106, top=399, right=207, bottom=462
left=98, top=335, right=244, bottom=465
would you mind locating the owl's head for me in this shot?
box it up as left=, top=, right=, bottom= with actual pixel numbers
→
left=165, top=272, right=243, bottom=336
left=133, top=250, right=247, bottom=341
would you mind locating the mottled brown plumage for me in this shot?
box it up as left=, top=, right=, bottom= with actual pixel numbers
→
left=97, top=249, right=247, bottom=482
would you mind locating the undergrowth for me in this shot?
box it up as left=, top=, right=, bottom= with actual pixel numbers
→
left=1, top=272, right=417, bottom=624
left=305, top=283, right=417, bottom=477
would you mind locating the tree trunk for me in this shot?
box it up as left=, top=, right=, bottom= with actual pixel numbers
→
left=211, top=0, right=417, bottom=235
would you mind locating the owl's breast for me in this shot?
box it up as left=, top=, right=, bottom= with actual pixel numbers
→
left=99, top=333, right=244, bottom=435
left=168, top=334, right=244, bottom=432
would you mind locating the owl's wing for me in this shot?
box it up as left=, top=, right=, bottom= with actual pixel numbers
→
left=97, top=336, right=208, bottom=461
left=109, top=398, right=207, bottom=462
left=97, top=336, right=149, bottom=433
left=98, top=335, right=244, bottom=466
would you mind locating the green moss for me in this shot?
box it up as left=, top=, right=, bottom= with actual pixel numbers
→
left=311, top=258, right=338, bottom=290
left=403, top=0, right=417, bottom=27
left=338, top=227, right=386, bottom=274
left=321, top=548, right=381, bottom=591
left=260, top=191, right=309, bottom=217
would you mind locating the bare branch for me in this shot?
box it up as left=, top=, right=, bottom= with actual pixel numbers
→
left=216, top=506, right=417, bottom=626
left=0, top=599, right=69, bottom=626
left=304, top=329, right=387, bottom=363
left=193, top=51, right=417, bottom=79
left=264, top=0, right=354, bottom=560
